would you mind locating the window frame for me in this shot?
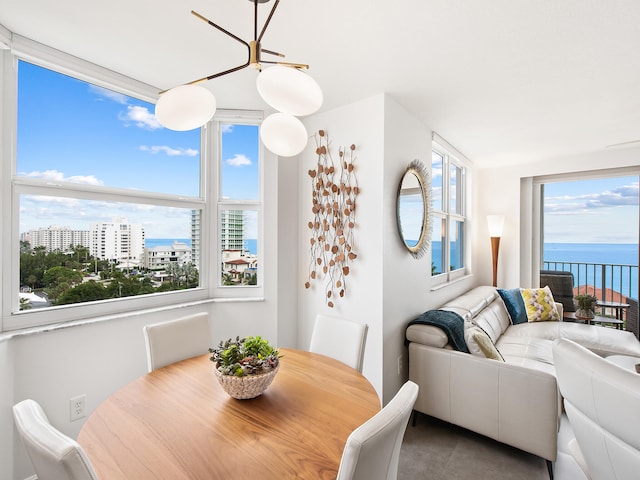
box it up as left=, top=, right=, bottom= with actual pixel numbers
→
left=210, top=111, right=264, bottom=298
left=431, top=134, right=469, bottom=286
left=1, top=35, right=265, bottom=331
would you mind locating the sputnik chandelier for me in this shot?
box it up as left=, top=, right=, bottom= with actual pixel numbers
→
left=155, top=0, right=323, bottom=157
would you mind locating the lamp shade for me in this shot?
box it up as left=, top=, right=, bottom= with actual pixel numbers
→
left=487, top=215, right=505, bottom=237
left=155, top=85, right=216, bottom=131
left=256, top=65, right=323, bottom=116
left=260, top=113, right=308, bottom=157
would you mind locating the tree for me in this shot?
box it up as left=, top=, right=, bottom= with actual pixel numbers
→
left=43, top=266, right=83, bottom=288
left=20, top=240, right=31, bottom=254
left=56, top=280, right=108, bottom=305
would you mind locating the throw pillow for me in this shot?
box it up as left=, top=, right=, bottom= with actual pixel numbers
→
left=520, top=286, right=561, bottom=322
left=464, top=319, right=505, bottom=362
left=497, top=288, right=528, bottom=325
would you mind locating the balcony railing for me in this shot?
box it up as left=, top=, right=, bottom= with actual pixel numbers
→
left=543, top=260, right=637, bottom=301
left=543, top=260, right=639, bottom=338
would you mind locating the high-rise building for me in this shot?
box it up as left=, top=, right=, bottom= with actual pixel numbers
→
left=220, top=210, right=244, bottom=252
left=25, top=225, right=90, bottom=253
left=191, top=210, right=200, bottom=268
left=90, top=217, right=145, bottom=262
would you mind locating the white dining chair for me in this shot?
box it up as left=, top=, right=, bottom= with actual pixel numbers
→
left=336, top=380, right=418, bottom=480
left=13, top=399, right=99, bottom=480
left=309, top=314, right=368, bottom=372
left=143, top=312, right=211, bottom=372
left=552, top=338, right=640, bottom=480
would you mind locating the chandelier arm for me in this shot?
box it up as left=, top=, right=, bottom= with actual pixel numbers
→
left=159, top=61, right=251, bottom=94
left=191, top=10, right=249, bottom=48
left=257, top=0, right=280, bottom=43
left=261, top=48, right=285, bottom=58
left=260, top=60, right=309, bottom=69
left=198, top=61, right=252, bottom=82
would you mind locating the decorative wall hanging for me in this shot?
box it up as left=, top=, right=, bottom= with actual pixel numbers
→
left=396, top=159, right=432, bottom=259
left=304, top=130, right=358, bottom=307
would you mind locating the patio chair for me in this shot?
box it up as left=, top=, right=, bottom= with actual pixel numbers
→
left=540, top=270, right=575, bottom=313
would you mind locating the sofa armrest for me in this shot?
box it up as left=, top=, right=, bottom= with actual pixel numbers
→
left=408, top=342, right=560, bottom=461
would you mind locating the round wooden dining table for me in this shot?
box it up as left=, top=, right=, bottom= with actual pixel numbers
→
left=78, top=348, right=380, bottom=479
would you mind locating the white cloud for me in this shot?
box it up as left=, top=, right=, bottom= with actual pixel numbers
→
left=225, top=154, right=252, bottom=167
left=140, top=145, right=199, bottom=157
left=119, top=105, right=162, bottom=130
left=88, top=85, right=129, bottom=105
left=20, top=170, right=104, bottom=186
left=221, top=124, right=234, bottom=133
left=546, top=182, right=639, bottom=215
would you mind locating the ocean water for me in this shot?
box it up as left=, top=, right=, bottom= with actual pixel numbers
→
left=430, top=241, right=639, bottom=297
left=543, top=243, right=639, bottom=298
left=145, top=238, right=192, bottom=248
left=145, top=238, right=257, bottom=254
left=543, top=243, right=638, bottom=267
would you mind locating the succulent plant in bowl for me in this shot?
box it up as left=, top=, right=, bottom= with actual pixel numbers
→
left=209, top=336, right=281, bottom=399
left=209, top=336, right=280, bottom=376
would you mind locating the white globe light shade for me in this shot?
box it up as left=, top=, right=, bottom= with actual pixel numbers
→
left=256, top=66, right=323, bottom=116
left=260, top=113, right=308, bottom=157
left=155, top=85, right=216, bottom=131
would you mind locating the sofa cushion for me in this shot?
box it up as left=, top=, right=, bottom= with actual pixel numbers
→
left=405, top=324, right=449, bottom=348
left=498, top=354, right=557, bottom=377
left=465, top=321, right=504, bottom=361
left=503, top=321, right=640, bottom=357
left=468, top=299, right=512, bottom=344
left=496, top=336, right=555, bottom=365
left=521, top=286, right=561, bottom=322
left=497, top=288, right=528, bottom=325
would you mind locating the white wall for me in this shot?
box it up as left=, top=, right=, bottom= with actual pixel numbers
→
left=0, top=340, right=14, bottom=479
left=299, top=94, right=386, bottom=398
left=475, top=146, right=640, bottom=289
left=299, top=94, right=478, bottom=404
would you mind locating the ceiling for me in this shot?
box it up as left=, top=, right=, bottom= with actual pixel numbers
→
left=1, top=0, right=639, bottom=167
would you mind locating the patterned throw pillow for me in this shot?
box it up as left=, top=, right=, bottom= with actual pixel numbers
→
left=520, top=286, right=560, bottom=322
left=464, top=319, right=505, bottom=361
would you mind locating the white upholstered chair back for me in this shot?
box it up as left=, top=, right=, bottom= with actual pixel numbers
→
left=13, top=399, right=99, bottom=480
left=309, top=314, right=368, bottom=372
left=143, top=312, right=211, bottom=372
left=336, top=380, right=418, bottom=480
left=552, top=338, right=640, bottom=480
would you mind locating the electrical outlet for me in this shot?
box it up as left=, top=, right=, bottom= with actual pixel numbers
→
left=69, top=394, right=86, bottom=421
left=397, top=355, right=403, bottom=375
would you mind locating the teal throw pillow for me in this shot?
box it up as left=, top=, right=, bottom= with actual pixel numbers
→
left=497, top=288, right=528, bottom=325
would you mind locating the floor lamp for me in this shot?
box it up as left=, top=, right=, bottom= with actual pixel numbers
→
left=487, top=215, right=505, bottom=287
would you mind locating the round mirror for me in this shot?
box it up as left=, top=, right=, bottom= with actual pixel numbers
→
left=396, top=159, right=432, bottom=258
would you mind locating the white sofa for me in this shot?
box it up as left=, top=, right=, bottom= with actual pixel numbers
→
left=405, top=285, right=640, bottom=463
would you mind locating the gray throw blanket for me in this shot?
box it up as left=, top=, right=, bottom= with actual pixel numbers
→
left=405, top=309, right=469, bottom=353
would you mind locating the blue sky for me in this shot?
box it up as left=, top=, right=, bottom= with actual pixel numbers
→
left=544, top=177, right=638, bottom=244
left=18, top=61, right=259, bottom=239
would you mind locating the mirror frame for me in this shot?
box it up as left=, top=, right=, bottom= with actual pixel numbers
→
left=396, top=159, right=432, bottom=259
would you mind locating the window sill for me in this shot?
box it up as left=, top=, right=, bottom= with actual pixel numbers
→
left=429, top=274, right=474, bottom=292
left=0, top=296, right=264, bottom=343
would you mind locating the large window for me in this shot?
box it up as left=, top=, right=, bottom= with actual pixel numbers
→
left=540, top=172, right=639, bottom=304
left=431, top=137, right=468, bottom=283
left=214, top=116, right=262, bottom=293
left=3, top=42, right=263, bottom=330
